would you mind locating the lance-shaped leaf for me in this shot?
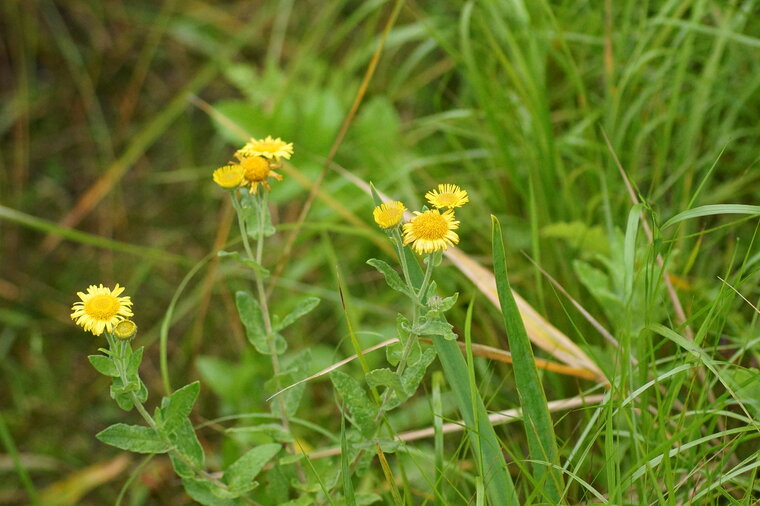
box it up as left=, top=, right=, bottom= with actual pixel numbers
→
left=365, top=368, right=406, bottom=399
left=367, top=258, right=412, bottom=297
left=157, top=381, right=200, bottom=434
left=273, top=297, right=320, bottom=332
left=235, top=291, right=268, bottom=354
left=492, top=215, right=564, bottom=501
left=88, top=355, right=118, bottom=377
left=330, top=370, right=377, bottom=438
left=168, top=418, right=205, bottom=479
left=96, top=424, right=170, bottom=454
left=223, top=443, right=281, bottom=494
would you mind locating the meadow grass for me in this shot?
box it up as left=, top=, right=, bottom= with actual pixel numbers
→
left=0, top=0, right=758, bottom=504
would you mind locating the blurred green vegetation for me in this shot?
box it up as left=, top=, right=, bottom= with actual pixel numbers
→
left=1, top=0, right=759, bottom=504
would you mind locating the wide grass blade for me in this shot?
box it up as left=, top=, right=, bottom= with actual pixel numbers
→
left=492, top=215, right=564, bottom=502
left=402, top=246, right=518, bottom=506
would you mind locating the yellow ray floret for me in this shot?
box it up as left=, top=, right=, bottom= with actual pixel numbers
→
left=403, top=209, right=460, bottom=254
left=71, top=284, right=134, bottom=336
left=237, top=136, right=294, bottom=160
left=213, top=164, right=245, bottom=189
left=425, top=184, right=469, bottom=209
left=373, top=201, right=405, bottom=229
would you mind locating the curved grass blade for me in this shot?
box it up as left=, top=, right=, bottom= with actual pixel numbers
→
left=492, top=215, right=564, bottom=502
left=661, top=204, right=760, bottom=229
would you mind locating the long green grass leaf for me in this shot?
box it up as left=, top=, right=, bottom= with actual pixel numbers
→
left=662, top=204, right=760, bottom=229
left=402, top=246, right=518, bottom=506
left=492, top=215, right=564, bottom=502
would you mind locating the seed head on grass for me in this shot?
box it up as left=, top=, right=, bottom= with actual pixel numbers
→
left=373, top=201, right=405, bottom=229
left=425, top=184, right=469, bottom=209
left=403, top=209, right=459, bottom=254
left=71, top=284, right=133, bottom=336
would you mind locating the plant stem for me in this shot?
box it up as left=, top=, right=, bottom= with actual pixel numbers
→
left=233, top=191, right=305, bottom=482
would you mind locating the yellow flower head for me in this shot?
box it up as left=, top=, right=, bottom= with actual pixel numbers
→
left=425, top=184, right=469, bottom=209
left=373, top=201, right=405, bottom=229
left=237, top=154, right=283, bottom=194
left=403, top=209, right=460, bottom=254
left=213, top=164, right=245, bottom=189
left=237, top=136, right=294, bottom=160
left=71, top=284, right=134, bottom=336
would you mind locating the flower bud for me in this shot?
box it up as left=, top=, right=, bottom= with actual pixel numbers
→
left=113, top=319, right=137, bottom=340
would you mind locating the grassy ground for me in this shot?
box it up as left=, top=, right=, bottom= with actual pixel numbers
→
left=1, top=0, right=759, bottom=504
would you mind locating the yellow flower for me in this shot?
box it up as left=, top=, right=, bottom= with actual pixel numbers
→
left=373, top=201, right=405, bottom=229
left=237, top=136, right=294, bottom=160
left=213, top=164, right=245, bottom=189
left=425, top=184, right=469, bottom=209
left=403, top=209, right=460, bottom=254
left=221, top=153, right=282, bottom=195
left=71, top=284, right=134, bottom=336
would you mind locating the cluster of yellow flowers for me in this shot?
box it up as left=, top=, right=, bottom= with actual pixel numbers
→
left=212, top=136, right=294, bottom=194
left=373, top=184, right=469, bottom=254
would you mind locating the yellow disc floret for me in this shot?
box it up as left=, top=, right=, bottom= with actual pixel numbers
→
left=213, top=164, right=245, bottom=189
left=425, top=184, right=469, bottom=209
left=402, top=209, right=460, bottom=254
left=71, top=284, right=134, bottom=336
left=373, top=201, right=405, bottom=229
left=237, top=155, right=283, bottom=194
left=237, top=136, right=294, bottom=160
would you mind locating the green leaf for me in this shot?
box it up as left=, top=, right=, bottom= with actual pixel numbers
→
left=427, top=292, right=458, bottom=312
left=492, top=216, right=563, bottom=501
left=168, top=417, right=205, bottom=478
left=181, top=478, right=242, bottom=506
left=367, top=258, right=412, bottom=296
left=340, top=413, right=356, bottom=505
left=661, top=204, right=760, bottom=229
left=400, top=347, right=437, bottom=399
left=365, top=369, right=405, bottom=399
left=136, top=379, right=149, bottom=403
left=273, top=297, right=320, bottom=331
left=415, top=316, right=457, bottom=340
left=281, top=350, right=311, bottom=416
left=96, top=423, right=170, bottom=454
left=218, top=250, right=270, bottom=277
left=235, top=291, right=268, bottom=354
left=159, top=381, right=200, bottom=434
left=127, top=346, right=144, bottom=377
left=88, top=355, right=118, bottom=377
left=223, top=444, right=281, bottom=493
left=330, top=371, right=378, bottom=438
left=240, top=192, right=275, bottom=239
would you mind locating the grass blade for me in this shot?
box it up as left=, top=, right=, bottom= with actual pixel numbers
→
left=661, top=204, right=760, bottom=229
left=492, top=215, right=564, bottom=502
left=402, top=246, right=518, bottom=506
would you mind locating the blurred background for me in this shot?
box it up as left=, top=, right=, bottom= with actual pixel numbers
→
left=1, top=0, right=759, bottom=503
